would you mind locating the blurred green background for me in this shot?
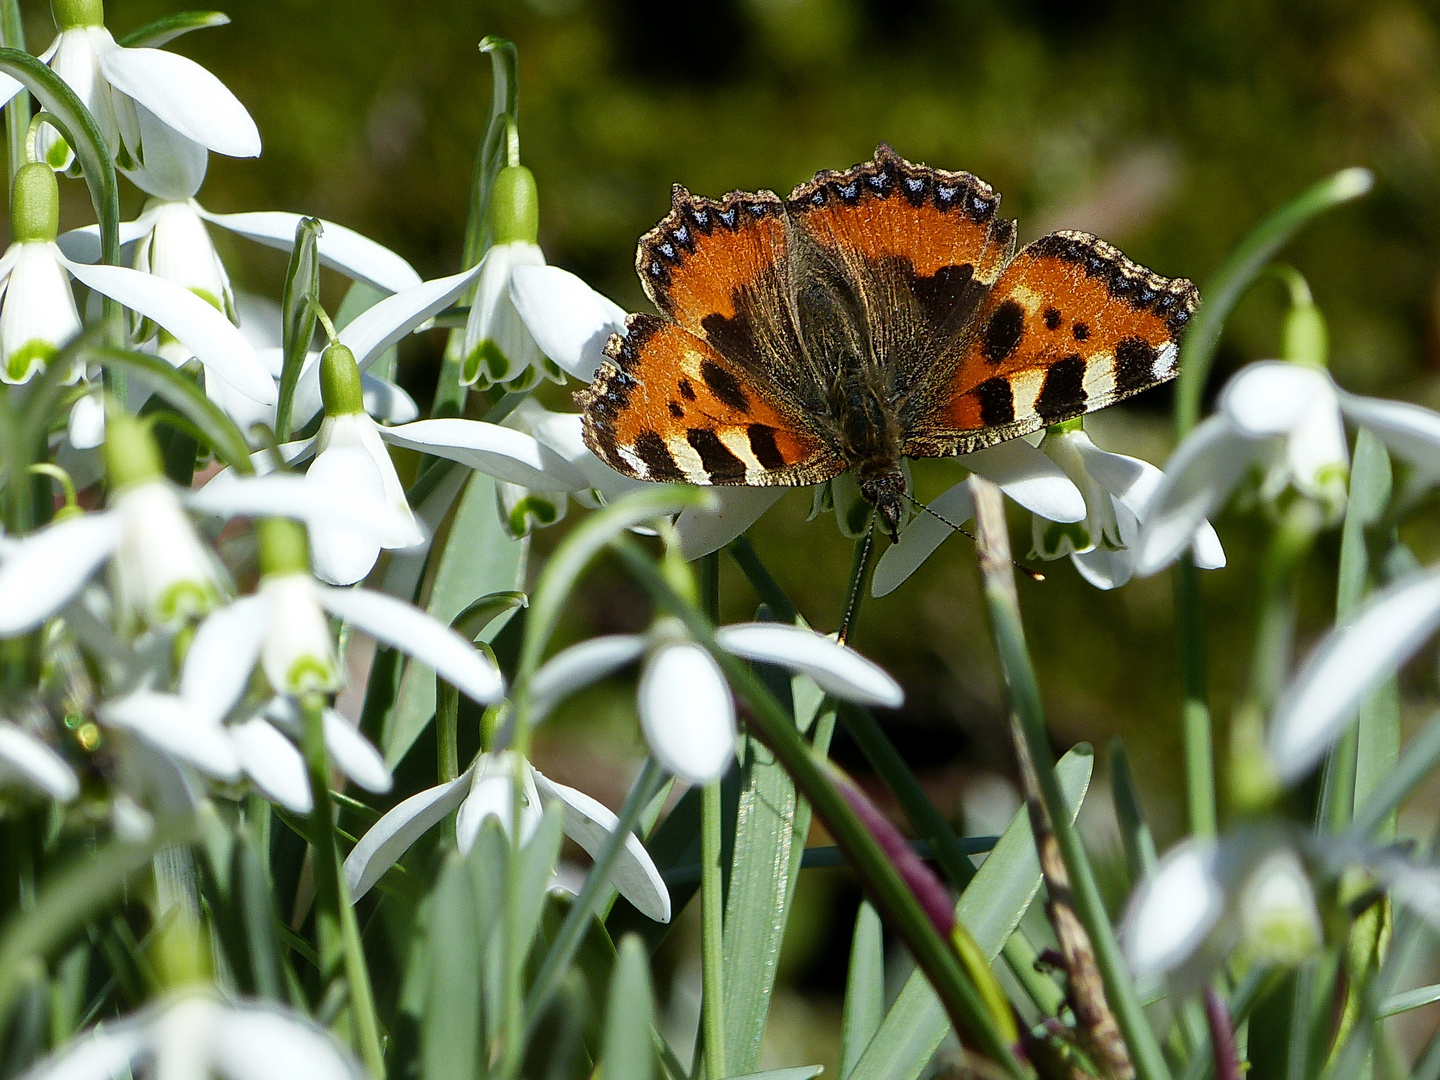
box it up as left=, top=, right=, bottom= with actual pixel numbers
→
left=34, top=0, right=1440, bottom=1065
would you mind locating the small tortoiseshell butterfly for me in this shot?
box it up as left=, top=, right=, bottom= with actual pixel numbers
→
left=577, top=144, right=1198, bottom=537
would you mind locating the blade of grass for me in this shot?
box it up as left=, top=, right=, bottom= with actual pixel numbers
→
left=840, top=902, right=885, bottom=1079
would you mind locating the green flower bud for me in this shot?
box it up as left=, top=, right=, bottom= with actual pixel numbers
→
left=319, top=342, right=365, bottom=416
left=256, top=516, right=311, bottom=579
left=51, top=0, right=104, bottom=30
left=488, top=165, right=539, bottom=246
left=11, top=162, right=59, bottom=243
left=104, top=411, right=165, bottom=491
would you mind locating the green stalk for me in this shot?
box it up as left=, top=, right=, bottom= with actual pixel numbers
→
left=0, top=0, right=27, bottom=182
left=969, top=478, right=1171, bottom=1080
left=1177, top=560, right=1217, bottom=838
left=699, top=779, right=727, bottom=1080
left=610, top=537, right=1027, bottom=1080
left=300, top=693, right=384, bottom=1078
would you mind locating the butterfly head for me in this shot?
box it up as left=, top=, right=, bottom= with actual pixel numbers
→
left=859, top=468, right=907, bottom=542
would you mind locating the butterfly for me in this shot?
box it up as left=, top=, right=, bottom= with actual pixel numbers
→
left=576, top=144, right=1198, bottom=538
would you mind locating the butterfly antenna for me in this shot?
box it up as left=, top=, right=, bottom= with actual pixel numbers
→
left=837, top=527, right=874, bottom=647
left=899, top=491, right=1046, bottom=583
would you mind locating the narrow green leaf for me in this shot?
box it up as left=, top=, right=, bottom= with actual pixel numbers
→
left=384, top=472, right=527, bottom=767
left=1175, top=167, right=1373, bottom=437
left=88, top=346, right=253, bottom=472
left=1377, top=983, right=1440, bottom=1018
left=730, top=1070, right=825, bottom=1080
left=844, top=746, right=1093, bottom=1080
left=514, top=804, right=565, bottom=975
left=1110, top=738, right=1158, bottom=886
left=0, top=0, right=28, bottom=184
left=602, top=936, right=655, bottom=1080
left=234, top=829, right=286, bottom=1001
left=275, top=217, right=322, bottom=442
left=840, top=902, right=884, bottom=1080
left=423, top=851, right=487, bottom=1080
left=117, top=10, right=229, bottom=48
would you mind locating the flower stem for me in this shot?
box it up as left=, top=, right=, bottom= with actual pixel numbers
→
left=610, top=536, right=1027, bottom=1080
left=300, top=692, right=385, bottom=1078
left=0, top=0, right=27, bottom=183
left=969, top=477, right=1171, bottom=1080
left=700, top=779, right=727, bottom=1080
left=1176, top=560, right=1217, bottom=839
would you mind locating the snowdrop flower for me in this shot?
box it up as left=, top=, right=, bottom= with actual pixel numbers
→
left=1123, top=831, right=1321, bottom=993
left=21, top=992, right=362, bottom=1080
left=344, top=749, right=671, bottom=922
left=5, top=0, right=260, bottom=192
left=0, top=163, right=271, bottom=402
left=1025, top=421, right=1224, bottom=590
left=290, top=342, right=589, bottom=584
left=1268, top=562, right=1440, bottom=784
left=0, top=720, right=79, bottom=801
left=527, top=619, right=904, bottom=785
left=460, top=165, right=566, bottom=392
left=1136, top=360, right=1440, bottom=575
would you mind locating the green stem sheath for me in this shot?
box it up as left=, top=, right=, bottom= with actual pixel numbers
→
left=700, top=780, right=727, bottom=1080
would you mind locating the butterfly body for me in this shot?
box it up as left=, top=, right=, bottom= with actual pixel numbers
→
left=577, top=145, right=1198, bottom=537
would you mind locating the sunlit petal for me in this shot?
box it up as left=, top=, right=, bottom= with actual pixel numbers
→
left=379, top=419, right=589, bottom=492
left=509, top=264, right=628, bottom=382
left=1219, top=361, right=1334, bottom=437
left=0, top=721, right=79, bottom=801
left=638, top=643, right=736, bottom=785
left=201, top=210, right=422, bottom=294
left=99, top=691, right=241, bottom=780
left=209, top=1001, right=363, bottom=1080
left=871, top=482, right=974, bottom=597
left=180, top=594, right=269, bottom=722
left=0, top=511, right=120, bottom=635
left=1337, top=389, right=1440, bottom=475
left=322, top=710, right=391, bottom=794
left=344, top=767, right=473, bottom=900
left=960, top=439, right=1086, bottom=522
left=99, top=46, right=260, bottom=157
left=676, top=487, right=785, bottom=561
left=231, top=716, right=311, bottom=813
left=1122, top=840, right=1225, bottom=985
left=717, top=623, right=904, bottom=708
left=530, top=635, right=647, bottom=720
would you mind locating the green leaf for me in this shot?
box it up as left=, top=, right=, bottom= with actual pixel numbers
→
left=87, top=346, right=253, bottom=472
left=1378, top=983, right=1440, bottom=1018
left=730, top=1070, right=825, bottom=1080
left=601, top=936, right=655, bottom=1080
left=1110, top=738, right=1158, bottom=887
left=844, top=745, right=1093, bottom=1080
left=840, top=902, right=884, bottom=1080
left=275, top=217, right=322, bottom=442
left=384, top=471, right=527, bottom=767
left=0, top=49, right=119, bottom=268
left=1350, top=707, right=1440, bottom=840
left=1174, top=166, right=1372, bottom=437
left=117, top=10, right=229, bottom=48
left=233, top=828, right=286, bottom=1001
left=721, top=674, right=833, bottom=1073
left=423, top=847, right=489, bottom=1080
left=0, top=0, right=29, bottom=184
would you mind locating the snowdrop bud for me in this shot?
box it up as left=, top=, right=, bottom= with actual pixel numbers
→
left=256, top=517, right=310, bottom=578
left=51, top=0, right=103, bottom=30
left=1281, top=295, right=1328, bottom=370
left=11, top=163, right=59, bottom=243
left=1237, top=846, right=1321, bottom=966
left=318, top=343, right=364, bottom=416
left=104, top=411, right=165, bottom=490
left=489, top=165, right=539, bottom=246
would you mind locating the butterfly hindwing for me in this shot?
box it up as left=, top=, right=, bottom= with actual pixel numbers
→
left=908, top=230, right=1199, bottom=458
left=577, top=313, right=842, bottom=487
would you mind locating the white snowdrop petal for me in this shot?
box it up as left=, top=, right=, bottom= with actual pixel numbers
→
left=455, top=758, right=515, bottom=853
left=68, top=392, right=106, bottom=450
left=21, top=1025, right=148, bottom=1080
left=676, top=486, right=786, bottom=561
left=1190, top=520, right=1227, bottom=570
left=323, top=710, right=391, bottom=793
left=60, top=257, right=274, bottom=404
left=99, top=691, right=241, bottom=780
left=317, top=585, right=505, bottom=703
left=1, top=243, right=83, bottom=383
left=1220, top=361, right=1333, bottom=437
left=1136, top=414, right=1262, bottom=576
left=210, top=1003, right=363, bottom=1080
left=872, top=481, right=975, bottom=597
left=531, top=769, right=671, bottom=923
left=232, top=717, right=312, bottom=813
left=509, top=264, right=628, bottom=382
left=202, top=210, right=422, bottom=294
left=0, top=721, right=79, bottom=801
left=716, top=623, right=904, bottom=708
left=638, top=644, right=736, bottom=785
left=1270, top=568, right=1440, bottom=783
left=304, top=444, right=389, bottom=587
left=1337, top=390, right=1440, bottom=474
left=379, top=419, right=589, bottom=492
left=344, top=767, right=473, bottom=900
left=530, top=635, right=648, bottom=720
left=1070, top=547, right=1136, bottom=591
left=960, top=439, right=1086, bottom=522
left=56, top=217, right=156, bottom=264
left=0, top=512, right=120, bottom=635
left=361, top=374, right=419, bottom=424
left=99, top=46, right=260, bottom=157
left=180, top=594, right=269, bottom=722
left=122, top=104, right=209, bottom=200
left=190, top=470, right=420, bottom=548
left=1123, top=841, right=1225, bottom=983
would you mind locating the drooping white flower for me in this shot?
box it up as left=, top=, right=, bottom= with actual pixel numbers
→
left=2, top=0, right=260, bottom=192
left=289, top=342, right=589, bottom=585
left=0, top=720, right=79, bottom=801
left=527, top=619, right=904, bottom=785
left=343, top=749, right=671, bottom=924
left=0, top=163, right=272, bottom=401
left=1024, top=423, right=1224, bottom=590
left=20, top=992, right=362, bottom=1080
left=1136, top=361, right=1440, bottom=575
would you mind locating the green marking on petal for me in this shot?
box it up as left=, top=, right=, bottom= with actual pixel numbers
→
left=483, top=340, right=511, bottom=380
left=6, top=339, right=59, bottom=383
left=44, top=139, right=72, bottom=172
left=156, top=580, right=219, bottom=625
left=286, top=655, right=338, bottom=695
left=190, top=287, right=223, bottom=313
left=1038, top=521, right=1090, bottom=559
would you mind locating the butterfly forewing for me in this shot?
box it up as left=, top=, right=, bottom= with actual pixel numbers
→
left=577, top=313, right=842, bottom=487
left=907, top=230, right=1199, bottom=458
